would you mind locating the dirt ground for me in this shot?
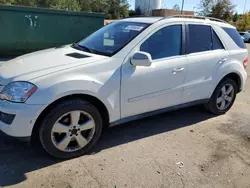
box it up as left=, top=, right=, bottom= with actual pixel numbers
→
left=1, top=45, right=250, bottom=188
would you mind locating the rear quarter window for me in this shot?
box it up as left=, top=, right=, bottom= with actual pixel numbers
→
left=222, top=27, right=246, bottom=49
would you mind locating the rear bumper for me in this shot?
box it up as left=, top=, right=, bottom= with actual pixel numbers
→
left=241, top=69, right=248, bottom=91
left=0, top=100, right=44, bottom=137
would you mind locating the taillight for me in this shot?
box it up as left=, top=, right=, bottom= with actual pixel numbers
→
left=243, top=57, right=248, bottom=69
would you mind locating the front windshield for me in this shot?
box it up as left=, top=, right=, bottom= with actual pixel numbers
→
left=77, top=21, right=149, bottom=56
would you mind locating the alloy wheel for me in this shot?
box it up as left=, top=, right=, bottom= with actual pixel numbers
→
left=216, top=84, right=234, bottom=111
left=51, top=111, right=96, bottom=152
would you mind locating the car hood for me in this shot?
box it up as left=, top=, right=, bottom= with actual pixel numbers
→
left=0, top=45, right=107, bottom=85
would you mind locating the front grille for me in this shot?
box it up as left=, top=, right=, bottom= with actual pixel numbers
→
left=0, top=111, right=16, bottom=125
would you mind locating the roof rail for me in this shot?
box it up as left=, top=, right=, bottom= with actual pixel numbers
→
left=205, top=16, right=227, bottom=23
left=166, top=15, right=227, bottom=23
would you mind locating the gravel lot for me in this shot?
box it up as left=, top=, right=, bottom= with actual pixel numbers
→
left=1, top=45, right=250, bottom=188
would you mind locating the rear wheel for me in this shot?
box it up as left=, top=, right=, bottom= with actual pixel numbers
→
left=39, top=99, right=103, bottom=159
left=205, top=78, right=237, bottom=115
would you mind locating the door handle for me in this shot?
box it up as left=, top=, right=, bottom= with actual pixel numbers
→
left=218, top=57, right=227, bottom=65
left=172, top=67, right=184, bottom=74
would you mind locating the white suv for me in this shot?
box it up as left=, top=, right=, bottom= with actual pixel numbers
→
left=0, top=16, right=248, bottom=158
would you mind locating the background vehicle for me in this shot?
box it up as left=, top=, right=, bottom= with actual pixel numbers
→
left=239, top=32, right=250, bottom=43
left=0, top=15, right=248, bottom=159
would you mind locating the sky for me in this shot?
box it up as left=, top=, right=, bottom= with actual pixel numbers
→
left=128, top=0, right=249, bottom=14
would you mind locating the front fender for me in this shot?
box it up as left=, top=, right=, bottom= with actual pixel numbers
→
left=27, top=72, right=121, bottom=122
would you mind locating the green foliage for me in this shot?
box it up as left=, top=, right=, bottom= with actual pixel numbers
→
left=53, top=0, right=81, bottom=11
left=103, top=0, right=129, bottom=19
left=197, top=0, right=249, bottom=30
left=78, top=0, right=107, bottom=12
left=0, top=0, right=129, bottom=19
left=197, top=0, right=235, bottom=21
left=0, top=0, right=36, bottom=6
left=0, top=0, right=15, bottom=6
left=172, top=4, right=180, bottom=11
left=236, top=13, right=250, bottom=31
left=232, top=12, right=240, bottom=22
left=196, top=0, right=214, bottom=16
left=129, top=7, right=142, bottom=17
left=210, top=0, right=235, bottom=22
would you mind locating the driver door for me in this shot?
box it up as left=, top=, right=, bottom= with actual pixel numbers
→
left=121, top=24, right=188, bottom=118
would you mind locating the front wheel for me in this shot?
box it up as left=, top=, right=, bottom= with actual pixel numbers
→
left=205, top=78, right=237, bottom=115
left=39, top=99, right=103, bottom=159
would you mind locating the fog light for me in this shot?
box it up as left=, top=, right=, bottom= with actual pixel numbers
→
left=0, top=111, right=15, bottom=125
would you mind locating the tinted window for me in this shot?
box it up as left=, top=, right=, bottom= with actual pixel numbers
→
left=239, top=32, right=245, bottom=36
left=222, top=27, right=246, bottom=49
left=140, top=25, right=182, bottom=60
left=212, top=30, right=224, bottom=50
left=187, top=25, right=212, bottom=53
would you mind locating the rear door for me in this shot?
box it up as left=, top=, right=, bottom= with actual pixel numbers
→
left=182, top=23, right=229, bottom=103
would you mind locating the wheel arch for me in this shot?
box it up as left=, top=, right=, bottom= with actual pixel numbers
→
left=215, top=72, right=242, bottom=94
left=31, top=94, right=110, bottom=142
left=224, top=72, right=242, bottom=92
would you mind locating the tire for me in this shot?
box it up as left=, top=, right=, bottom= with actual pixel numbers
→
left=205, top=78, right=237, bottom=115
left=39, top=99, right=103, bottom=159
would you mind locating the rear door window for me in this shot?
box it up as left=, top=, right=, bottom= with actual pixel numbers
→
left=187, top=25, right=212, bottom=54
left=222, top=27, right=246, bottom=49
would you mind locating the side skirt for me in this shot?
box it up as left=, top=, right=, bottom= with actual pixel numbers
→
left=110, top=99, right=210, bottom=127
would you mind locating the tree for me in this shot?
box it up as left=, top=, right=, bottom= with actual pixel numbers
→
left=78, top=0, right=107, bottom=12
left=129, top=7, right=141, bottom=17
left=0, top=0, right=14, bottom=5
left=210, top=0, right=235, bottom=22
left=53, top=0, right=80, bottom=11
left=0, top=0, right=130, bottom=19
left=37, top=0, right=80, bottom=11
left=78, top=0, right=129, bottom=19
left=104, top=0, right=129, bottom=19
left=236, top=13, right=250, bottom=31
left=11, top=0, right=37, bottom=7
left=196, top=0, right=214, bottom=16
left=232, top=12, right=240, bottom=22
left=173, top=4, right=180, bottom=11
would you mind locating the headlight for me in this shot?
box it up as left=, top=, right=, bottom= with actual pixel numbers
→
left=0, top=82, right=37, bottom=103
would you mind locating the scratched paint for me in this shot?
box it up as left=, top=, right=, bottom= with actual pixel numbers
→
left=25, top=15, right=39, bottom=27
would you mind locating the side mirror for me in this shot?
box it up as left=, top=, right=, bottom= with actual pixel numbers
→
left=130, top=52, right=152, bottom=67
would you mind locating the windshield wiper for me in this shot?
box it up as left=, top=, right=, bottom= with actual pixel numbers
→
left=72, top=43, right=94, bottom=54
left=72, top=43, right=110, bottom=57
left=78, top=44, right=95, bottom=54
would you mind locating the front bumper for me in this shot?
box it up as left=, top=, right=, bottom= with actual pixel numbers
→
left=0, top=100, right=44, bottom=137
